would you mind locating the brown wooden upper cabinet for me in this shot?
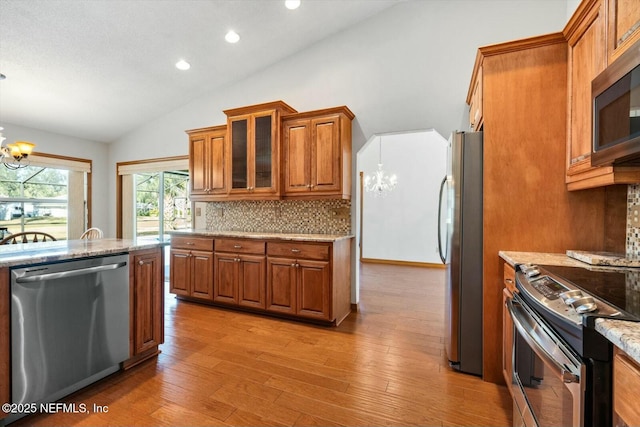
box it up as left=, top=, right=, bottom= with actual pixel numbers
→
left=467, top=65, right=483, bottom=131
left=282, top=106, right=354, bottom=199
left=607, top=0, right=640, bottom=64
left=187, top=125, right=227, bottom=199
left=564, top=0, right=640, bottom=190
left=224, top=101, right=297, bottom=200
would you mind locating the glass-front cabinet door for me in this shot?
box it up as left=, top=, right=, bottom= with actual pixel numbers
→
left=225, top=101, right=297, bottom=199
left=229, top=113, right=275, bottom=195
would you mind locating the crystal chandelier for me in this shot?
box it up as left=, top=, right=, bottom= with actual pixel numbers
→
left=0, top=132, right=35, bottom=170
left=364, top=136, right=397, bottom=197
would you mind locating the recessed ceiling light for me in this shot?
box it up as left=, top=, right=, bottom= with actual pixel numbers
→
left=285, top=0, right=300, bottom=10
left=225, top=30, right=240, bottom=43
left=175, top=60, right=191, bottom=70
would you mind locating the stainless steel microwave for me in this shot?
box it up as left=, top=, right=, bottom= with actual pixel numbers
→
left=592, top=39, right=640, bottom=166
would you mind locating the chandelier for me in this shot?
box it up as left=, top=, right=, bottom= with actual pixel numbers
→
left=364, top=135, right=397, bottom=197
left=0, top=133, right=35, bottom=169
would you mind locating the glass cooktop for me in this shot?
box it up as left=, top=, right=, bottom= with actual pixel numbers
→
left=539, top=265, right=640, bottom=320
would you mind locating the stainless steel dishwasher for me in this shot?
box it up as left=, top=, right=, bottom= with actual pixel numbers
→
left=9, top=254, right=129, bottom=422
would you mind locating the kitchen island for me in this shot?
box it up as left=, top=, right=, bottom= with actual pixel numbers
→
left=0, top=238, right=166, bottom=424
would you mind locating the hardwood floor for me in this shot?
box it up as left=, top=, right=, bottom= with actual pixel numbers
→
left=11, top=263, right=512, bottom=426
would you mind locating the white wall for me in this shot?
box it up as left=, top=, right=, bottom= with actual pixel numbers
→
left=1, top=123, right=110, bottom=235
left=358, top=130, right=448, bottom=264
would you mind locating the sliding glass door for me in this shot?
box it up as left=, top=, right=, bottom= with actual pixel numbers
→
left=134, top=170, right=190, bottom=241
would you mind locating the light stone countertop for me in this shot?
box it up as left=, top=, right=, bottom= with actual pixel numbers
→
left=499, top=250, right=640, bottom=366
left=595, top=319, right=640, bottom=364
left=0, top=238, right=166, bottom=268
left=170, top=229, right=354, bottom=243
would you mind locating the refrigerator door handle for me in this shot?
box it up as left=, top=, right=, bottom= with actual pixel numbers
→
left=437, top=175, right=447, bottom=264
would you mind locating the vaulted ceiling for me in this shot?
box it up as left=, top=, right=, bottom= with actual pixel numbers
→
left=0, top=0, right=401, bottom=143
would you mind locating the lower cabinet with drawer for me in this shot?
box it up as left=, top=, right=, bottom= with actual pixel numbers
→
left=266, top=239, right=352, bottom=325
left=170, top=235, right=215, bottom=300
left=214, top=238, right=266, bottom=309
left=169, top=234, right=352, bottom=325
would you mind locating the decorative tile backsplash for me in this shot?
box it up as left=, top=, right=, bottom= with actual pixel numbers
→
left=204, top=199, right=351, bottom=235
left=628, top=184, right=640, bottom=259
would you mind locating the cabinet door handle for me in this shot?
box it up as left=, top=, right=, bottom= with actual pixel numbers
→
left=291, top=249, right=300, bottom=253
left=185, top=242, right=195, bottom=245
left=505, top=279, right=513, bottom=284
left=234, top=245, right=242, bottom=249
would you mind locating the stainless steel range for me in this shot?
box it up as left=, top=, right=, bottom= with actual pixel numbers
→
left=507, top=263, right=640, bottom=427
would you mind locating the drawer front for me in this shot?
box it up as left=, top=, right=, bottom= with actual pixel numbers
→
left=215, top=239, right=265, bottom=254
left=614, top=350, right=640, bottom=427
left=267, top=241, right=330, bottom=260
left=503, top=263, right=516, bottom=293
left=171, top=236, right=214, bottom=251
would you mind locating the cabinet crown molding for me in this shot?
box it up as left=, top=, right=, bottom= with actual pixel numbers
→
left=223, top=100, right=297, bottom=117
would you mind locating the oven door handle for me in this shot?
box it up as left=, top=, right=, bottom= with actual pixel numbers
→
left=507, top=297, right=580, bottom=384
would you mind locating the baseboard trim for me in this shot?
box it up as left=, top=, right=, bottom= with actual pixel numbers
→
left=360, top=258, right=445, bottom=269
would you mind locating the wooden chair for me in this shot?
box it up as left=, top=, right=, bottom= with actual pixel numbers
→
left=80, top=227, right=103, bottom=239
left=0, top=231, right=57, bottom=245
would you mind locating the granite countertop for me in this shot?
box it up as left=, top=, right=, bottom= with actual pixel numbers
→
left=170, top=229, right=354, bottom=243
left=499, top=250, right=640, bottom=365
left=0, top=238, right=167, bottom=268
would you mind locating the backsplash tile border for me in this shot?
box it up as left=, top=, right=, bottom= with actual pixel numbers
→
left=205, top=199, right=351, bottom=235
left=628, top=184, right=640, bottom=259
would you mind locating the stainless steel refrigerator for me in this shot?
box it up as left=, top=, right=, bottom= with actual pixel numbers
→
left=437, top=130, right=483, bottom=376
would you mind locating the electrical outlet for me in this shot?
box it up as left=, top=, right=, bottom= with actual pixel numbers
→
left=330, top=207, right=350, bottom=219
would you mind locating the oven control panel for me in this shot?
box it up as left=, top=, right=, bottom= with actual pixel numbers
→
left=516, top=264, right=623, bottom=325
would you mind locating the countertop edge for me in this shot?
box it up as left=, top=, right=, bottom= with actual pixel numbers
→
left=170, top=230, right=354, bottom=242
left=595, top=319, right=640, bottom=365
left=0, top=239, right=167, bottom=269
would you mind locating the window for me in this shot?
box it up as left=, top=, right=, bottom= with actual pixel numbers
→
left=0, top=154, right=91, bottom=241
left=0, top=165, right=69, bottom=240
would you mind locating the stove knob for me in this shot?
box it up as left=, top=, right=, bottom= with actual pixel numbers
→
left=560, top=290, right=583, bottom=305
left=525, top=268, right=540, bottom=278
left=575, top=302, right=597, bottom=314
left=571, top=296, right=597, bottom=314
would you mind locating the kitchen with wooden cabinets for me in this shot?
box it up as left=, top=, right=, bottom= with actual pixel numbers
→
left=175, top=101, right=354, bottom=326
left=473, top=0, right=640, bottom=424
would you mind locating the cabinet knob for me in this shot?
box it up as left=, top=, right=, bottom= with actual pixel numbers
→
left=291, top=263, right=296, bottom=267
left=138, top=260, right=145, bottom=265
left=307, top=184, right=312, bottom=188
